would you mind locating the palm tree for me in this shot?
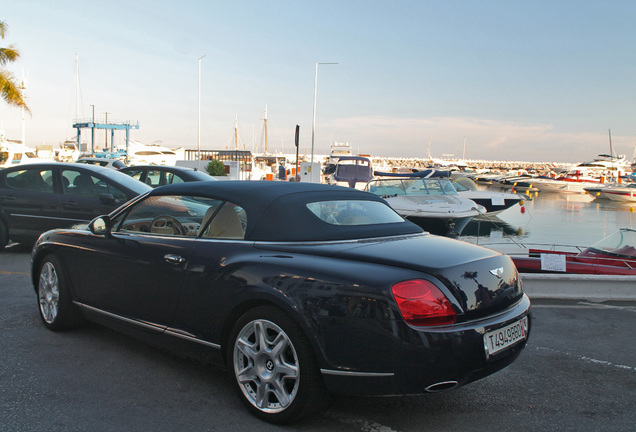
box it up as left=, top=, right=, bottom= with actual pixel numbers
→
left=0, top=20, right=29, bottom=112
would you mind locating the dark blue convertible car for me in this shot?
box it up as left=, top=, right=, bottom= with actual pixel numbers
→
left=31, top=181, right=531, bottom=423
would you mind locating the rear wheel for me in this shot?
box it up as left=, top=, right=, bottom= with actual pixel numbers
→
left=37, top=255, right=83, bottom=331
left=0, top=219, right=8, bottom=250
left=228, top=306, right=328, bottom=424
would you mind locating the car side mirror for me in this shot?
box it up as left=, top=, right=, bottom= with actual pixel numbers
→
left=89, top=215, right=112, bottom=236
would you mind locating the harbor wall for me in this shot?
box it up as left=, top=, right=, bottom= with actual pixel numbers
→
left=521, top=273, right=636, bottom=302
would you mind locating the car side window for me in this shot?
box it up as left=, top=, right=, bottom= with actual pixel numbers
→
left=115, top=195, right=246, bottom=239
left=5, top=168, right=54, bottom=192
left=165, top=172, right=186, bottom=185
left=200, top=202, right=246, bottom=239
left=116, top=195, right=222, bottom=238
left=61, top=170, right=100, bottom=197
left=61, top=169, right=126, bottom=200
left=123, top=169, right=145, bottom=182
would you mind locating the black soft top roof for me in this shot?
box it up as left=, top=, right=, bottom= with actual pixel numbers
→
left=149, top=181, right=423, bottom=241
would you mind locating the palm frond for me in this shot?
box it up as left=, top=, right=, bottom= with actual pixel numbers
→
left=0, top=70, right=30, bottom=112
left=0, top=45, right=20, bottom=66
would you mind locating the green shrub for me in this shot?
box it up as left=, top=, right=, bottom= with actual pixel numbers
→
left=206, top=159, right=226, bottom=176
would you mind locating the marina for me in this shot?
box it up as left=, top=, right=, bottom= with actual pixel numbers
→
left=459, top=188, right=636, bottom=254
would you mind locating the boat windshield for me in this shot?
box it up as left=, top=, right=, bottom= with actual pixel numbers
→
left=365, top=178, right=458, bottom=197
left=587, top=228, right=636, bottom=257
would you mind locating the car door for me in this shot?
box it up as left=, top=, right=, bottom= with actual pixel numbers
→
left=0, top=166, right=61, bottom=240
left=58, top=167, right=130, bottom=223
left=170, top=202, right=249, bottom=343
left=67, top=194, right=212, bottom=326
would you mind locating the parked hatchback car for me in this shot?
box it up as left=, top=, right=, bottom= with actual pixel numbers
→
left=31, top=181, right=531, bottom=423
left=0, top=162, right=151, bottom=249
left=120, top=165, right=216, bottom=187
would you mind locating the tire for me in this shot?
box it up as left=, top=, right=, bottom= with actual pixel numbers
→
left=37, top=255, right=84, bottom=331
left=0, top=219, right=8, bottom=251
left=228, top=305, right=328, bottom=424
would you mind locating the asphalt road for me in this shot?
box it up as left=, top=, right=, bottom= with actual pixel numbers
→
left=1, top=243, right=635, bottom=432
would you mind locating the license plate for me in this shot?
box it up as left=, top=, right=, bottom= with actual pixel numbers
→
left=484, top=317, right=528, bottom=359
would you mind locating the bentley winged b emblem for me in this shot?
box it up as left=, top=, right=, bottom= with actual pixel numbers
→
left=489, top=267, right=504, bottom=278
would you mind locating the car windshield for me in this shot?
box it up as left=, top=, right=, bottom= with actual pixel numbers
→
left=306, top=200, right=404, bottom=226
left=365, top=178, right=458, bottom=196
left=588, top=228, right=636, bottom=257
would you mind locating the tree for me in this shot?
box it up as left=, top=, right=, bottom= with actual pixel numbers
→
left=0, top=20, right=29, bottom=112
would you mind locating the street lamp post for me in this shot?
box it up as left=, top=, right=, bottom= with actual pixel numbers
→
left=103, top=112, right=110, bottom=150
left=197, top=55, right=206, bottom=170
left=311, top=62, right=338, bottom=182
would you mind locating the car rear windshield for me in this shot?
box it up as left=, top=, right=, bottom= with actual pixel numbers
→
left=306, top=200, right=404, bottom=226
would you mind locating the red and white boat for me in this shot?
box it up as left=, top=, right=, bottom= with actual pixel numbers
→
left=531, top=154, right=632, bottom=194
left=511, top=228, right=636, bottom=275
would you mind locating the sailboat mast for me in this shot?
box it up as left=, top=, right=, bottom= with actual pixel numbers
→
left=264, top=105, right=268, bottom=154
left=234, top=114, right=238, bottom=150
left=463, top=136, right=466, bottom=160
left=608, top=129, right=615, bottom=178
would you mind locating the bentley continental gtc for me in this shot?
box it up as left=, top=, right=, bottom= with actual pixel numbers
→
left=31, top=181, right=531, bottom=423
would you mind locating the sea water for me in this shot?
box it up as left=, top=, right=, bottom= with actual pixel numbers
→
left=459, top=189, right=636, bottom=255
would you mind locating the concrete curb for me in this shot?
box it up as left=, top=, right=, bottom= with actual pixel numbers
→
left=520, top=273, right=636, bottom=302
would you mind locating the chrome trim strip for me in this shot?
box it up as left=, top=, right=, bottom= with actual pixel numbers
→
left=164, top=328, right=221, bottom=349
left=75, top=302, right=164, bottom=333
left=74, top=302, right=221, bottom=349
left=255, top=233, right=426, bottom=247
left=320, top=369, right=394, bottom=377
left=11, top=213, right=83, bottom=223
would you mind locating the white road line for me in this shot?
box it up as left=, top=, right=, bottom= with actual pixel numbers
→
left=534, top=346, right=635, bottom=372
left=531, top=302, right=636, bottom=312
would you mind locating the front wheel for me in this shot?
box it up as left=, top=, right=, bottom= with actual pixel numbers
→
left=37, top=255, right=84, bottom=331
left=228, top=306, right=328, bottom=424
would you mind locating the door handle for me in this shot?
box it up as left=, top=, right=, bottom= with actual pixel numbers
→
left=164, top=254, right=186, bottom=265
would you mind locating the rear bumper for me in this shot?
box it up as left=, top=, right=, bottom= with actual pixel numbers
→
left=318, top=294, right=531, bottom=395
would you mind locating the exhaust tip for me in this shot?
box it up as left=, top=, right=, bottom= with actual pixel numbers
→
left=425, top=381, right=459, bottom=392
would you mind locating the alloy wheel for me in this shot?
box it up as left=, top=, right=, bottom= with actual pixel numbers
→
left=38, top=262, right=59, bottom=324
left=233, top=319, right=300, bottom=413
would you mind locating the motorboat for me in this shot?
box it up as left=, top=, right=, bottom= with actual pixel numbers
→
left=327, top=156, right=373, bottom=189
left=127, top=140, right=180, bottom=166
left=527, top=154, right=633, bottom=194
left=451, top=176, right=525, bottom=216
left=323, top=142, right=354, bottom=177
left=510, top=228, right=636, bottom=275
left=0, top=135, right=48, bottom=168
left=585, top=183, right=636, bottom=202
left=364, top=173, right=486, bottom=236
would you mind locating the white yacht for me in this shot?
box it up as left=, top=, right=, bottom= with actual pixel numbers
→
left=364, top=175, right=485, bottom=236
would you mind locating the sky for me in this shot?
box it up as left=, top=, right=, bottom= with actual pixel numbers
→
left=1, top=0, right=635, bottom=163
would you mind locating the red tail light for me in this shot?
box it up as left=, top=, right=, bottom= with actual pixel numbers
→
left=391, top=279, right=457, bottom=326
